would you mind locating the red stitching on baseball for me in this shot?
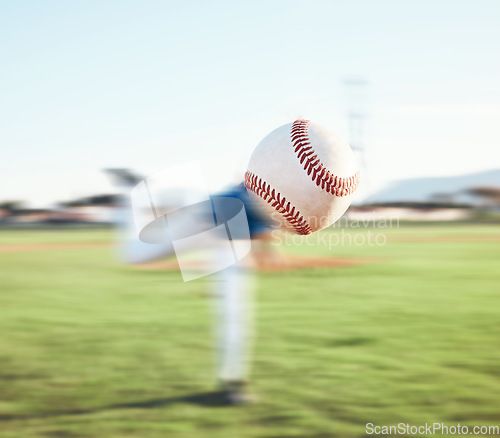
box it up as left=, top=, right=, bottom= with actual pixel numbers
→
left=290, top=120, right=360, bottom=197
left=244, top=171, right=312, bottom=236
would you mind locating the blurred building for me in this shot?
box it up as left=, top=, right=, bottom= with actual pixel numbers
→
left=0, top=194, right=121, bottom=225
left=347, top=202, right=472, bottom=222
left=352, top=168, right=500, bottom=222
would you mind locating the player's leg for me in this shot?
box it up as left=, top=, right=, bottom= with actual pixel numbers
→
left=212, top=251, right=256, bottom=404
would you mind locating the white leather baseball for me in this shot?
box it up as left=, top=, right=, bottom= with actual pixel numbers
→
left=244, top=119, right=359, bottom=235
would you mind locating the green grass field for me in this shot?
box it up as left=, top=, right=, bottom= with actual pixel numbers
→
left=1, top=224, right=500, bottom=438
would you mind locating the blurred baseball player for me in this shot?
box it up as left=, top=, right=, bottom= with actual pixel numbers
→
left=105, top=168, right=272, bottom=404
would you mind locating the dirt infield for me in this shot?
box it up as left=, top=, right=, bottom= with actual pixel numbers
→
left=389, top=235, right=500, bottom=242
left=0, top=243, right=110, bottom=252
left=2, top=234, right=499, bottom=254
left=257, top=253, right=378, bottom=271
left=0, top=234, right=500, bottom=253
left=134, top=254, right=378, bottom=272
left=0, top=242, right=377, bottom=271
left=2, top=233, right=498, bottom=271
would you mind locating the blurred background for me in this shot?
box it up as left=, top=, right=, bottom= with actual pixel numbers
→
left=1, top=1, right=499, bottom=437
left=1, top=0, right=499, bottom=222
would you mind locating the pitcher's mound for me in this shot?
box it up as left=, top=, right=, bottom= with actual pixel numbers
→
left=255, top=253, right=377, bottom=272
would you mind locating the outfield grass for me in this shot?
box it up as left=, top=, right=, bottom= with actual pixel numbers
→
left=0, top=225, right=499, bottom=437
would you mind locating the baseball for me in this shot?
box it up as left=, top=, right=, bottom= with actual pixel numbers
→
left=244, top=119, right=359, bottom=235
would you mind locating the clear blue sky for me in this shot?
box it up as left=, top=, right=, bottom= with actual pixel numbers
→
left=1, top=0, right=499, bottom=206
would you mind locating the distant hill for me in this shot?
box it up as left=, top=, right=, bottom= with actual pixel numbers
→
left=366, top=169, right=500, bottom=204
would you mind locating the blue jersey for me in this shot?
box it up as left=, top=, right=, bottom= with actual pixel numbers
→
left=212, top=183, right=271, bottom=238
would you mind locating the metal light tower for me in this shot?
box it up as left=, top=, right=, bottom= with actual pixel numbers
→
left=342, top=78, right=370, bottom=204
left=342, top=78, right=369, bottom=171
